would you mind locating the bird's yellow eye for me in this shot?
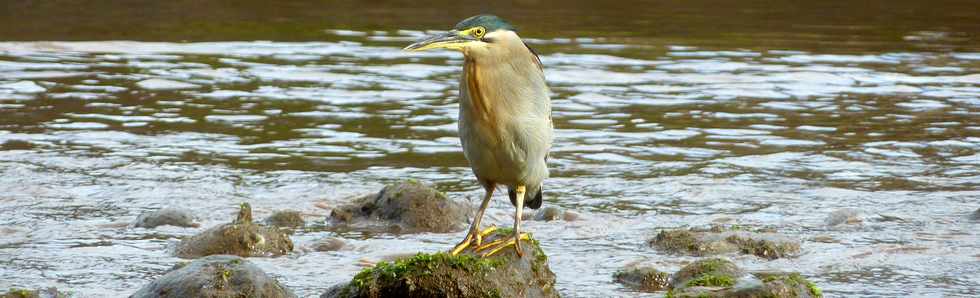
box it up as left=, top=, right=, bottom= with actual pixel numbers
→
left=472, top=27, right=486, bottom=38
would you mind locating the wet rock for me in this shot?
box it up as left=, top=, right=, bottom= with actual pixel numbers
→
left=0, top=288, right=68, bottom=298
left=0, top=140, right=33, bottom=150
left=323, top=231, right=558, bottom=298
left=667, top=259, right=822, bottom=298
left=175, top=203, right=293, bottom=258
left=134, top=207, right=199, bottom=228
left=264, top=210, right=305, bottom=228
left=971, top=208, right=980, bottom=221
left=810, top=235, right=839, bottom=243
left=328, top=180, right=470, bottom=233
left=649, top=226, right=800, bottom=259
left=313, top=237, right=346, bottom=252
left=669, top=258, right=744, bottom=290
left=613, top=266, right=670, bottom=292
left=532, top=206, right=579, bottom=221
left=825, top=208, right=862, bottom=226
left=131, top=255, right=296, bottom=298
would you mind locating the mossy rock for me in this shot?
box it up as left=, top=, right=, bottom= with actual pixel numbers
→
left=175, top=203, right=293, bottom=258
left=134, top=207, right=199, bottom=228
left=1, top=288, right=68, bottom=298
left=329, top=180, right=470, bottom=234
left=670, top=258, right=744, bottom=290
left=613, top=266, right=670, bottom=292
left=131, top=255, right=296, bottom=298
left=323, top=231, right=558, bottom=298
left=666, top=260, right=822, bottom=298
left=742, top=271, right=822, bottom=298
left=650, top=227, right=800, bottom=259
left=264, top=210, right=305, bottom=228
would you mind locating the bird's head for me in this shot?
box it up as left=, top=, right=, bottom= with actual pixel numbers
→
left=404, top=14, right=517, bottom=52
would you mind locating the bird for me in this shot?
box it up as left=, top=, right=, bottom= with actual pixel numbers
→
left=404, top=14, right=552, bottom=258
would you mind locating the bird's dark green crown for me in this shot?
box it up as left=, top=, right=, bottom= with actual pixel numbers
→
left=454, top=14, right=516, bottom=32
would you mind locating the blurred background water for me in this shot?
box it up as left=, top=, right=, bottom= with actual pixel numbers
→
left=0, top=1, right=978, bottom=297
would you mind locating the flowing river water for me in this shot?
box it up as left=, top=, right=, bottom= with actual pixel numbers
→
left=0, top=1, right=978, bottom=297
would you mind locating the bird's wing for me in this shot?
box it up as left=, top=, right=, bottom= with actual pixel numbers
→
left=522, top=41, right=543, bottom=71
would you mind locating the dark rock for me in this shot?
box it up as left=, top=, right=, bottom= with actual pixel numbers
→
left=667, top=260, right=822, bottom=298
left=323, top=230, right=558, bottom=298
left=175, top=203, right=293, bottom=258
left=328, top=180, right=470, bottom=233
left=825, top=208, right=862, bottom=226
left=971, top=208, right=980, bottom=221
left=532, top=206, right=579, bottom=222
left=313, top=237, right=346, bottom=252
left=134, top=207, right=199, bottom=228
left=0, top=288, right=68, bottom=298
left=264, top=210, right=305, bottom=228
left=0, top=140, right=33, bottom=150
left=613, top=266, right=670, bottom=292
left=131, top=255, right=296, bottom=298
left=650, top=226, right=800, bottom=259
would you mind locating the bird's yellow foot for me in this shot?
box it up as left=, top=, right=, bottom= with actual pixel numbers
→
left=450, top=225, right=498, bottom=256
left=476, top=233, right=530, bottom=257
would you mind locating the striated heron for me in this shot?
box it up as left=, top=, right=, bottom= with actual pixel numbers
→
left=405, top=15, right=553, bottom=257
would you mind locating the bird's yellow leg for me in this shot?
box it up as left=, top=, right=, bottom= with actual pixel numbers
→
left=512, top=185, right=526, bottom=257
left=451, top=186, right=495, bottom=255
left=481, top=233, right=531, bottom=257
left=452, top=225, right=498, bottom=255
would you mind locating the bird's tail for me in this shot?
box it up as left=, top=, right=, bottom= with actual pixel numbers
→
left=509, top=185, right=543, bottom=210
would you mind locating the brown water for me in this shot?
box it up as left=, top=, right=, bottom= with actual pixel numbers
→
left=1, top=1, right=979, bottom=297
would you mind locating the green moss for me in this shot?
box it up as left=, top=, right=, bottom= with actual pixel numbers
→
left=494, top=227, right=515, bottom=236
left=685, top=274, right=735, bottom=287
left=786, top=273, right=822, bottom=297
left=530, top=236, right=547, bottom=273
left=652, top=229, right=700, bottom=252
left=348, top=252, right=503, bottom=293
left=696, top=258, right=730, bottom=273
left=759, top=272, right=822, bottom=298
left=3, top=288, right=35, bottom=298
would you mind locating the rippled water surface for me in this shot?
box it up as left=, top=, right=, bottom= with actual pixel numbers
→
left=1, top=1, right=979, bottom=297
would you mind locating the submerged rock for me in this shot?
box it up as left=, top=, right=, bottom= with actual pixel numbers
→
left=175, top=203, right=293, bottom=258
left=264, top=210, right=305, bottom=228
left=0, top=288, right=68, bottom=298
left=650, top=226, right=800, bottom=259
left=825, top=208, right=862, bottom=226
left=328, top=180, right=470, bottom=233
left=613, top=266, right=670, bottom=292
left=532, top=206, right=579, bottom=221
left=312, top=237, right=347, bottom=252
left=971, top=208, right=980, bottom=221
left=134, top=207, right=199, bottom=228
left=131, top=255, right=296, bottom=298
left=323, top=230, right=558, bottom=298
left=667, top=259, right=822, bottom=298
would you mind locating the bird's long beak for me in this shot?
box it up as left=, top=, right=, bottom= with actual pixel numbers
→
left=403, top=30, right=477, bottom=52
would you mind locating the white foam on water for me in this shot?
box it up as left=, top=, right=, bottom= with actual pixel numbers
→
left=0, top=81, right=46, bottom=93
left=45, top=122, right=110, bottom=130
left=797, top=125, right=838, bottom=132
